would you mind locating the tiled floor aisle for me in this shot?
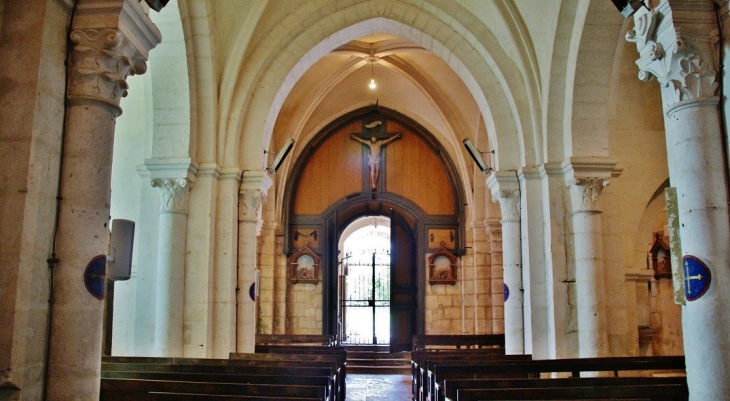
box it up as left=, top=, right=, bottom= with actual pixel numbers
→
left=346, top=374, right=412, bottom=401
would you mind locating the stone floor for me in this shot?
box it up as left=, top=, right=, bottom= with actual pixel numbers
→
left=346, top=374, right=412, bottom=401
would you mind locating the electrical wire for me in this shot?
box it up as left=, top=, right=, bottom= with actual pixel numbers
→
left=714, top=3, right=730, bottom=229
left=43, top=1, right=78, bottom=399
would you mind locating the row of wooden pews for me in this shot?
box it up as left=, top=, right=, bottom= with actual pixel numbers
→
left=100, top=335, right=343, bottom=401
left=411, top=334, right=507, bottom=401
left=411, top=334, right=688, bottom=401
left=251, top=335, right=346, bottom=401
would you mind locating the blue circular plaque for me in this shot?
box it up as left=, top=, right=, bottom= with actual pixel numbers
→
left=683, top=255, right=711, bottom=302
left=84, top=255, right=106, bottom=300
left=504, top=283, right=509, bottom=302
left=249, top=282, right=257, bottom=301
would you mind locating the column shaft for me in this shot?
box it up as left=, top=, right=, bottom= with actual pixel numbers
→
left=501, top=219, right=524, bottom=354
left=154, top=211, right=188, bottom=356
left=487, top=173, right=524, bottom=354
left=572, top=210, right=609, bottom=357
left=212, top=169, right=240, bottom=358
left=666, top=100, right=730, bottom=398
left=486, top=221, right=504, bottom=335
left=237, top=219, right=258, bottom=352
left=47, top=100, right=116, bottom=400
left=236, top=173, right=271, bottom=351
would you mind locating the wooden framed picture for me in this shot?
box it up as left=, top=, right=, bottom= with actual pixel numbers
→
left=649, top=232, right=671, bottom=280
left=427, top=242, right=457, bottom=285
left=288, top=244, right=321, bottom=284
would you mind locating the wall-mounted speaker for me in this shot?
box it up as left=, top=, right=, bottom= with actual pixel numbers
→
left=267, top=138, right=295, bottom=173
left=107, top=219, right=135, bottom=281
left=611, top=0, right=645, bottom=18
left=463, top=138, right=492, bottom=173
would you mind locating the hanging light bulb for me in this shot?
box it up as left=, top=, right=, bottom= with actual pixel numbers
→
left=368, top=57, right=378, bottom=90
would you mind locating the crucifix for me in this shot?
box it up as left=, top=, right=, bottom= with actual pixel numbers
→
left=350, top=132, right=402, bottom=191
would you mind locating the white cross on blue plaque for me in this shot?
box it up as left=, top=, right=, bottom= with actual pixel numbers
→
left=682, top=255, right=711, bottom=301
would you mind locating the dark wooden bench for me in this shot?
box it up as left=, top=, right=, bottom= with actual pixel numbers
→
left=102, top=362, right=331, bottom=377
left=100, top=378, right=328, bottom=401
left=421, top=354, right=530, bottom=401
left=251, top=345, right=347, bottom=400
left=102, top=371, right=332, bottom=388
left=442, top=377, right=687, bottom=401
left=150, top=393, right=321, bottom=400
left=412, top=348, right=508, bottom=397
left=410, top=334, right=505, bottom=400
left=255, top=334, right=336, bottom=346
left=429, top=356, right=686, bottom=401
left=412, top=334, right=504, bottom=351
left=101, top=356, right=337, bottom=401
left=455, top=383, right=688, bottom=400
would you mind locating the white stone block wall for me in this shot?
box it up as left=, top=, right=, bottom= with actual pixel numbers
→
left=286, top=282, right=323, bottom=334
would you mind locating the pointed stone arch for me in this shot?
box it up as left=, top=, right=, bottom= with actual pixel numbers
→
left=215, top=0, right=542, bottom=174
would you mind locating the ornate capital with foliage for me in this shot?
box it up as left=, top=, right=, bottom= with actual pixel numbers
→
left=68, top=28, right=148, bottom=113
left=568, top=177, right=609, bottom=213
left=493, top=189, right=521, bottom=222
left=239, top=189, right=264, bottom=222
left=151, top=178, right=192, bottom=214
left=67, top=0, right=161, bottom=114
left=626, top=1, right=719, bottom=108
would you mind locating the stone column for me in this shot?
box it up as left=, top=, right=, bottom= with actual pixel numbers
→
left=485, top=218, right=504, bottom=334
left=624, top=268, right=654, bottom=356
left=628, top=3, right=730, bottom=398
left=487, top=172, right=523, bottom=354
left=148, top=158, right=196, bottom=357
left=212, top=167, right=241, bottom=358
left=237, top=171, right=272, bottom=352
left=46, top=1, right=160, bottom=399
left=563, top=167, right=612, bottom=358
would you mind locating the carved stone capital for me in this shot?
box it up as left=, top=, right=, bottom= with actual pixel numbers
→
left=627, top=2, right=720, bottom=108
left=68, top=0, right=161, bottom=114
left=493, top=189, right=521, bottom=222
left=151, top=178, right=192, bottom=214
left=239, top=189, right=264, bottom=222
left=568, top=177, right=610, bottom=213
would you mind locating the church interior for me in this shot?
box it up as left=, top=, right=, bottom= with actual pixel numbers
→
left=1, top=0, right=730, bottom=399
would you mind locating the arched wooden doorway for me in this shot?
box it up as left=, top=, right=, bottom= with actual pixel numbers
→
left=321, top=196, right=421, bottom=351
left=282, top=107, right=465, bottom=351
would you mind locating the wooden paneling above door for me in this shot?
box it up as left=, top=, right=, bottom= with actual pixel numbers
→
left=292, top=119, right=454, bottom=216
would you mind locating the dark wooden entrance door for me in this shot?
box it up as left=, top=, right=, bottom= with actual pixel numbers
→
left=389, top=208, right=416, bottom=352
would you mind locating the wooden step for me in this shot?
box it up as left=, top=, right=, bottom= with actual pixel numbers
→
left=347, top=364, right=412, bottom=374
left=344, top=346, right=411, bottom=375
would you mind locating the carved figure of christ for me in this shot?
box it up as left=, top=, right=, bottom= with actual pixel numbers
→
left=350, top=133, right=402, bottom=190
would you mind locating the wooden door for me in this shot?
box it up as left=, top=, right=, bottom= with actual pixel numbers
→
left=389, top=208, right=416, bottom=352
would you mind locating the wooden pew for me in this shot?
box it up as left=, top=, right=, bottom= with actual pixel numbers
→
left=429, top=356, right=685, bottom=401
left=420, top=354, right=531, bottom=401
left=442, top=377, right=687, bottom=401
left=102, top=371, right=332, bottom=389
left=412, top=334, right=505, bottom=351
left=411, top=349, right=513, bottom=401
left=100, top=378, right=328, bottom=401
left=151, top=393, right=321, bottom=400
left=410, top=334, right=505, bottom=400
left=230, top=352, right=343, bottom=401
left=255, top=334, right=336, bottom=346
left=101, top=356, right=337, bottom=401
left=455, top=382, right=688, bottom=401
left=102, top=362, right=332, bottom=377
left=251, top=345, right=347, bottom=401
